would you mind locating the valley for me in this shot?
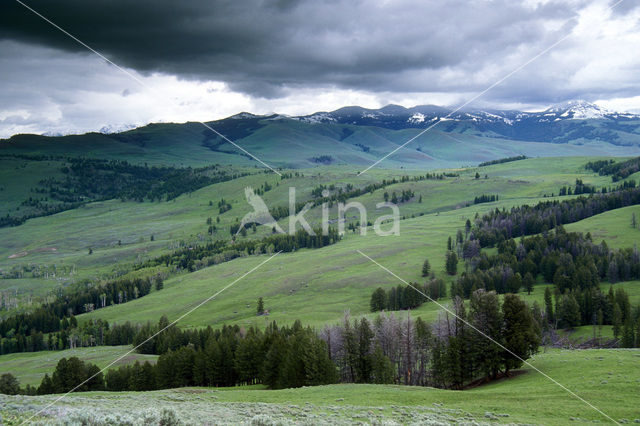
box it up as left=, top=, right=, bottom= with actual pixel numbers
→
left=1, top=143, right=639, bottom=423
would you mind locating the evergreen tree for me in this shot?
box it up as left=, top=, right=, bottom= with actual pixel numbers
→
left=445, top=251, right=458, bottom=275
left=421, top=258, right=431, bottom=277
left=443, top=298, right=469, bottom=388
left=257, top=297, right=265, bottom=315
left=413, top=316, right=432, bottom=385
left=523, top=272, right=535, bottom=295
left=139, top=361, right=157, bottom=390
left=341, top=316, right=358, bottom=382
left=557, top=294, right=581, bottom=328
left=84, top=363, right=105, bottom=391
left=501, top=294, right=540, bottom=374
left=300, top=332, right=338, bottom=386
left=0, top=373, right=20, bottom=395
left=370, top=288, right=387, bottom=312
left=370, top=343, right=394, bottom=384
left=622, top=319, right=635, bottom=348
left=612, top=303, right=622, bottom=339
left=235, top=328, right=263, bottom=385
left=544, top=287, right=554, bottom=325
left=37, top=373, right=54, bottom=395
left=507, top=272, right=523, bottom=293
left=50, top=357, right=102, bottom=393
left=469, top=289, right=503, bottom=379
left=262, top=333, right=286, bottom=388
left=355, top=319, right=374, bottom=383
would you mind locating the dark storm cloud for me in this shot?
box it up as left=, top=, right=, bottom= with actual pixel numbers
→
left=0, top=0, right=580, bottom=99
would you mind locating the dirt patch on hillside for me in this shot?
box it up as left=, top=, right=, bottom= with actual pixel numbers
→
left=174, top=388, right=208, bottom=394
left=463, top=369, right=528, bottom=389
left=8, top=247, right=57, bottom=259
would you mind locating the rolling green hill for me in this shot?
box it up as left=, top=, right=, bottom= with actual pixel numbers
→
left=3, top=113, right=639, bottom=171
left=1, top=349, right=637, bottom=424
left=1, top=152, right=640, bottom=425
left=0, top=157, right=619, bottom=315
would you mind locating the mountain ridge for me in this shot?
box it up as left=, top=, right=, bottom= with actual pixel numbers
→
left=1, top=100, right=640, bottom=169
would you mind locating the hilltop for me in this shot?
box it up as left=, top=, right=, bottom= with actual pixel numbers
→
left=1, top=101, right=639, bottom=170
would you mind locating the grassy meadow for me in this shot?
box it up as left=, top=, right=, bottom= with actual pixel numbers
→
left=1, top=349, right=638, bottom=424
left=1, top=155, right=639, bottom=425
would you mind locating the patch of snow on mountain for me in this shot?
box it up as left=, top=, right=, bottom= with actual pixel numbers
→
left=265, top=114, right=291, bottom=121
left=298, top=113, right=336, bottom=124
left=408, top=113, right=426, bottom=124
left=99, top=123, right=137, bottom=134
left=549, top=100, right=610, bottom=120
left=230, top=112, right=257, bottom=120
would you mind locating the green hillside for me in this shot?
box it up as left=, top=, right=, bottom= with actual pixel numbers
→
left=0, top=157, right=618, bottom=315
left=1, top=349, right=637, bottom=424
left=2, top=156, right=639, bottom=325
left=3, top=116, right=639, bottom=170
left=1, top=153, right=639, bottom=426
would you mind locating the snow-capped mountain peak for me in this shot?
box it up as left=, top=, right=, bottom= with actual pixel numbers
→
left=546, top=100, right=610, bottom=120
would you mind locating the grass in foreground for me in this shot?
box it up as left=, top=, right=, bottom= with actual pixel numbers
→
left=1, top=349, right=638, bottom=425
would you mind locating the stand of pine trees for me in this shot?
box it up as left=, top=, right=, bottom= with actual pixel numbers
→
left=478, top=155, right=527, bottom=167
left=471, top=186, right=640, bottom=247
left=473, top=194, right=498, bottom=204
left=21, top=298, right=540, bottom=395
left=140, top=227, right=340, bottom=272
left=585, top=156, right=640, bottom=182
left=370, top=279, right=447, bottom=312
left=0, top=276, right=157, bottom=355
left=0, top=156, right=250, bottom=228
left=446, top=196, right=640, bottom=348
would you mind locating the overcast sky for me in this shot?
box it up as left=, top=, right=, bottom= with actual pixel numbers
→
left=0, top=0, right=639, bottom=137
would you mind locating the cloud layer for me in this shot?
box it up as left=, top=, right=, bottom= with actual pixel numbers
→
left=1, top=0, right=639, bottom=136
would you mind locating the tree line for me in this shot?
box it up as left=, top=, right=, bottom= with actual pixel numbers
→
left=370, top=279, right=447, bottom=312
left=0, top=276, right=158, bottom=354
left=478, top=155, right=527, bottom=167
left=140, top=227, right=340, bottom=272
left=309, top=173, right=454, bottom=208
left=14, top=294, right=539, bottom=395
left=2, top=157, right=251, bottom=228
left=471, top=186, right=640, bottom=247
left=473, top=194, right=499, bottom=204
left=455, top=227, right=640, bottom=296
left=444, top=189, right=640, bottom=348
left=554, top=178, right=636, bottom=198
left=585, top=157, right=640, bottom=182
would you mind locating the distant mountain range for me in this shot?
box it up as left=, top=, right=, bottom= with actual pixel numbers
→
left=281, top=100, right=640, bottom=145
left=2, top=101, right=640, bottom=169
